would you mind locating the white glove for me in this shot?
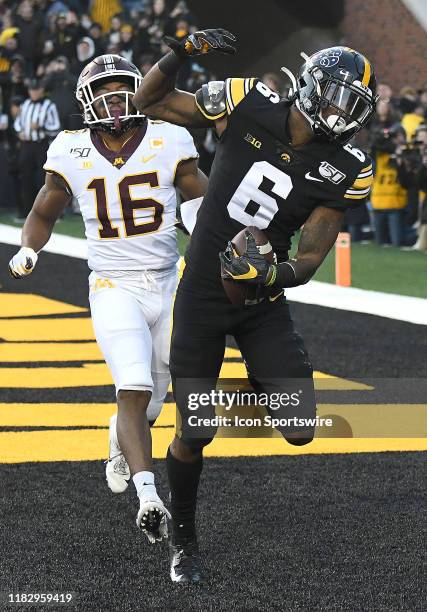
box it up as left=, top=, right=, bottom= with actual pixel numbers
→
left=9, top=247, right=38, bottom=279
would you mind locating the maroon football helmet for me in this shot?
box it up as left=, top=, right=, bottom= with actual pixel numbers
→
left=76, top=54, right=143, bottom=134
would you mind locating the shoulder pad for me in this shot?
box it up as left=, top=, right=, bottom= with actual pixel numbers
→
left=195, top=81, right=227, bottom=120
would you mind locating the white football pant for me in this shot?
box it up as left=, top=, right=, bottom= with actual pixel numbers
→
left=89, top=267, right=178, bottom=422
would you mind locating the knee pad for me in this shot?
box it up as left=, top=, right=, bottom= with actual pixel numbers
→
left=146, top=371, right=170, bottom=422
left=116, top=362, right=153, bottom=395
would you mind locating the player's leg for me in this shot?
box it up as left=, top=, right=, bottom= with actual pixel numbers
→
left=167, top=288, right=227, bottom=583
left=235, top=298, right=316, bottom=445
left=147, top=268, right=178, bottom=426
left=89, top=276, right=169, bottom=541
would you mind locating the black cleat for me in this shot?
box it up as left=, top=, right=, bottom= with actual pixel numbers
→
left=169, top=537, right=203, bottom=583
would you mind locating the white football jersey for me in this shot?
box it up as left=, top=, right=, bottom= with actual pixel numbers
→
left=43, top=121, right=198, bottom=271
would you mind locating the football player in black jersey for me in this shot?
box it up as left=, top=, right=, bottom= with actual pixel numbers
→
left=133, top=29, right=378, bottom=583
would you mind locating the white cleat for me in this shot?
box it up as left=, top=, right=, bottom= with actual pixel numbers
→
left=105, top=414, right=130, bottom=494
left=136, top=494, right=171, bottom=544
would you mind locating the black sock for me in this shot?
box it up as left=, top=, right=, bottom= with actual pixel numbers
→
left=166, top=447, right=203, bottom=543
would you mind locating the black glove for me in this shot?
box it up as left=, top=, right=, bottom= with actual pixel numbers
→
left=219, top=232, right=274, bottom=285
left=163, top=28, right=237, bottom=59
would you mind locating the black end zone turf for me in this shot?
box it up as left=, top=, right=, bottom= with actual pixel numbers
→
left=0, top=453, right=424, bottom=610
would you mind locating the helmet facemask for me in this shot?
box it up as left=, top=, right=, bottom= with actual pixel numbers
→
left=76, top=72, right=144, bottom=135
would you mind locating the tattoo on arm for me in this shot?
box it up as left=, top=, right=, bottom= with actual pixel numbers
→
left=292, top=207, right=343, bottom=282
left=298, top=212, right=342, bottom=259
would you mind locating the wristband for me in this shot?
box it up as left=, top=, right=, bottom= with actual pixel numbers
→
left=157, top=50, right=187, bottom=76
left=271, top=261, right=299, bottom=288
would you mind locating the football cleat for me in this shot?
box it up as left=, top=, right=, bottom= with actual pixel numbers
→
left=136, top=495, right=171, bottom=544
left=105, top=414, right=130, bottom=494
left=169, top=537, right=203, bottom=583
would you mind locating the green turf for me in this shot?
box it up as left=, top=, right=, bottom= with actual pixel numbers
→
left=0, top=210, right=86, bottom=239
left=309, top=240, right=427, bottom=298
left=2, top=210, right=425, bottom=298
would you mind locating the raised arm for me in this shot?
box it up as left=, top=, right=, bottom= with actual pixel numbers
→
left=133, top=28, right=236, bottom=128
left=9, top=172, right=72, bottom=278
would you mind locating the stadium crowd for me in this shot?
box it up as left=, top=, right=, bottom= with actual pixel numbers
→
left=0, top=0, right=426, bottom=250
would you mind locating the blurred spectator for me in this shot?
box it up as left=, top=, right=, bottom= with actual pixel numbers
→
left=88, top=22, right=105, bottom=56
left=106, top=13, right=123, bottom=47
left=42, top=56, right=81, bottom=130
left=377, top=83, right=393, bottom=101
left=368, top=99, right=411, bottom=246
left=13, top=78, right=60, bottom=219
left=12, top=0, right=43, bottom=73
left=118, top=24, right=136, bottom=62
left=0, top=53, right=27, bottom=110
left=71, top=37, right=96, bottom=77
left=0, top=85, right=12, bottom=208
left=51, top=12, right=84, bottom=62
left=413, top=126, right=427, bottom=251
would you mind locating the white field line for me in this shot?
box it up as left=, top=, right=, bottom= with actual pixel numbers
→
left=1, top=223, right=426, bottom=325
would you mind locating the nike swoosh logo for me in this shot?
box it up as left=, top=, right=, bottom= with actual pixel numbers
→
left=305, top=172, right=323, bottom=182
left=231, top=263, right=258, bottom=280
left=142, top=154, right=156, bottom=163
left=269, top=291, right=283, bottom=302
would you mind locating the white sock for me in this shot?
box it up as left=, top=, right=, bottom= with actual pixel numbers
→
left=133, top=470, right=156, bottom=499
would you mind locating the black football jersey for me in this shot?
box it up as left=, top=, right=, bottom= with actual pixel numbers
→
left=184, top=77, right=373, bottom=296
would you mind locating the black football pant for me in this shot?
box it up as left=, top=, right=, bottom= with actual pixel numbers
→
left=170, top=286, right=316, bottom=450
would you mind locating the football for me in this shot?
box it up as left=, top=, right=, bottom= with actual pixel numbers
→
left=221, top=226, right=276, bottom=306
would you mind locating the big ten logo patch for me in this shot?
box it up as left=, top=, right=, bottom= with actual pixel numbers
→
left=149, top=137, right=164, bottom=150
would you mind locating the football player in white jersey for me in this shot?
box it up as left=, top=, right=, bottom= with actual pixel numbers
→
left=8, top=55, right=208, bottom=543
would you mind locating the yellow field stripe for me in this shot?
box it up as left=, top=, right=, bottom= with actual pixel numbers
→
left=0, top=342, right=104, bottom=362
left=0, top=294, right=87, bottom=318
left=0, top=428, right=425, bottom=463
left=0, top=403, right=116, bottom=426
left=0, top=402, right=175, bottom=427
left=0, top=318, right=95, bottom=341
left=2, top=402, right=423, bottom=437
left=0, top=362, right=371, bottom=390
left=0, top=363, right=113, bottom=388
